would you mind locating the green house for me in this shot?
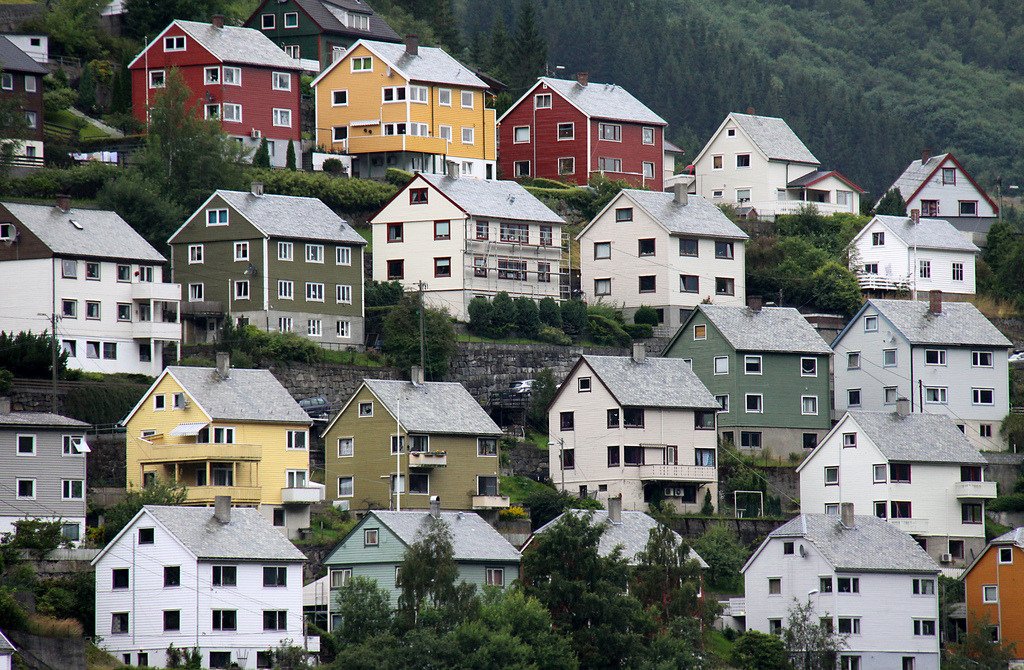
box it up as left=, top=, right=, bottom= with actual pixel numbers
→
left=244, top=0, right=400, bottom=69
left=323, top=507, right=521, bottom=625
left=664, top=303, right=833, bottom=456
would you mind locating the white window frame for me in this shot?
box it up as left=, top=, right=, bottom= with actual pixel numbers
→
left=272, top=108, right=292, bottom=128
left=336, top=320, right=351, bottom=338
left=439, top=125, right=452, bottom=142
left=16, top=478, right=36, bottom=499
left=338, top=476, right=353, bottom=498
left=283, top=11, right=298, bottom=28
left=188, top=283, right=204, bottom=302
left=744, top=355, right=762, bottom=375
left=557, top=122, right=574, bottom=140
left=972, top=388, right=994, bottom=406
left=222, top=103, right=242, bottom=123
left=234, top=280, right=250, bottom=300
left=882, top=349, right=897, bottom=367
left=305, top=282, right=325, bottom=302
left=714, top=356, right=729, bottom=375
left=800, top=357, right=817, bottom=377
left=307, top=319, right=322, bottom=337
left=461, top=127, right=475, bottom=145
left=513, top=126, right=531, bottom=144
left=973, top=351, right=993, bottom=367
left=332, top=90, right=348, bottom=106
left=745, top=394, right=764, bottom=414
left=164, top=35, right=186, bottom=52
left=206, top=209, right=228, bottom=226
left=642, top=126, right=655, bottom=145
left=461, top=90, right=474, bottom=108
left=336, top=284, right=352, bottom=304
left=306, top=244, right=324, bottom=263
left=716, top=394, right=730, bottom=413
left=409, top=85, right=428, bottom=103
left=204, top=66, right=220, bottom=85
left=351, top=56, right=372, bottom=72
left=277, top=280, right=293, bottom=300
left=188, top=244, right=204, bottom=264
left=272, top=71, right=292, bottom=91
left=278, top=241, right=293, bottom=260
left=558, top=156, right=575, bottom=176
left=438, top=88, right=451, bottom=106
left=336, top=246, right=352, bottom=265
left=148, top=69, right=165, bottom=88
left=16, top=434, right=36, bottom=455
left=925, top=349, right=947, bottom=366
left=223, top=66, right=241, bottom=85
left=925, top=387, right=948, bottom=404
left=233, top=241, right=249, bottom=261
left=863, top=315, right=878, bottom=332
left=801, top=395, right=818, bottom=416
left=534, top=93, right=552, bottom=109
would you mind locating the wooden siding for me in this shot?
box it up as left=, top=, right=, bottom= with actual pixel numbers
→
left=0, top=426, right=87, bottom=530
left=498, top=83, right=589, bottom=184
left=965, top=544, right=1024, bottom=653
left=588, top=117, right=664, bottom=190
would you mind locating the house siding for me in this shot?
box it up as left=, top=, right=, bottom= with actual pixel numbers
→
left=0, top=62, right=44, bottom=159
left=497, top=83, right=591, bottom=185
left=245, top=0, right=322, bottom=64
left=965, top=544, right=1024, bottom=659
left=588, top=117, right=664, bottom=191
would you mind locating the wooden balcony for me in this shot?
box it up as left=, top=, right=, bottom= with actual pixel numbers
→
left=137, top=443, right=262, bottom=464
left=333, top=134, right=449, bottom=156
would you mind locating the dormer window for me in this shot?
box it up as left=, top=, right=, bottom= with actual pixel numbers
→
left=349, top=13, right=370, bottom=30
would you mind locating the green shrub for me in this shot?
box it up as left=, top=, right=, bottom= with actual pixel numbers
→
left=513, top=297, right=541, bottom=339
left=536, top=326, right=572, bottom=346
left=322, top=158, right=345, bottom=175
left=0, top=331, right=67, bottom=379
left=385, top=167, right=414, bottom=186
left=520, top=177, right=575, bottom=189
left=365, top=280, right=404, bottom=308
left=586, top=302, right=625, bottom=323
left=623, top=323, right=653, bottom=339
left=560, top=300, right=588, bottom=342
left=467, top=296, right=493, bottom=336
left=250, top=168, right=397, bottom=214
left=632, top=305, right=660, bottom=326
left=489, top=292, right=517, bottom=338
left=989, top=493, right=1024, bottom=513
left=587, top=314, right=631, bottom=347
left=0, top=368, right=12, bottom=393
left=538, top=297, right=562, bottom=328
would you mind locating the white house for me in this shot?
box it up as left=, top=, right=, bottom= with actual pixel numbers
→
left=577, top=185, right=748, bottom=332
left=547, top=344, right=720, bottom=512
left=92, top=500, right=313, bottom=669
left=370, top=168, right=564, bottom=321
left=690, top=112, right=863, bottom=218
left=0, top=630, right=14, bottom=670
left=740, top=507, right=940, bottom=670
left=0, top=198, right=181, bottom=376
left=882, top=151, right=998, bottom=244
left=798, top=406, right=993, bottom=568
left=831, top=294, right=1011, bottom=451
left=850, top=214, right=978, bottom=295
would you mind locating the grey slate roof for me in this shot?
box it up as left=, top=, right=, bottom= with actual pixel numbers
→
left=870, top=214, right=978, bottom=253
left=533, top=510, right=708, bottom=567
left=420, top=174, right=563, bottom=224
left=294, top=0, right=401, bottom=43
left=145, top=505, right=306, bottom=561
left=730, top=113, right=819, bottom=164
left=363, top=379, right=501, bottom=435
left=0, top=35, right=45, bottom=74
left=370, top=510, right=521, bottom=562
left=0, top=411, right=88, bottom=428
left=167, top=366, right=311, bottom=424
left=582, top=355, right=720, bottom=410
left=847, top=411, right=985, bottom=465
left=768, top=513, right=939, bottom=573
left=2, top=202, right=167, bottom=262
left=537, top=77, right=666, bottom=125
left=889, top=153, right=950, bottom=203
left=175, top=20, right=301, bottom=69
left=868, top=299, right=1010, bottom=347
left=0, top=629, right=14, bottom=653
left=360, top=39, right=486, bottom=88
left=623, top=189, right=748, bottom=240
left=697, top=305, right=833, bottom=355
left=991, top=527, right=1024, bottom=547
left=213, top=190, right=365, bottom=244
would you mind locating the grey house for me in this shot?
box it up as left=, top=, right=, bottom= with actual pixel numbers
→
left=0, top=399, right=89, bottom=542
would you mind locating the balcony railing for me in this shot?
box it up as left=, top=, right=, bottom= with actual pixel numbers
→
left=856, top=273, right=911, bottom=292
left=331, top=134, right=450, bottom=156
left=185, top=485, right=262, bottom=505
left=132, top=320, right=181, bottom=341
left=409, top=451, right=447, bottom=468
left=888, top=517, right=930, bottom=535
left=137, top=443, right=262, bottom=464
left=472, top=495, right=510, bottom=509
left=637, top=464, right=717, bottom=482
left=131, top=282, right=182, bottom=302
left=281, top=483, right=325, bottom=504
left=744, top=200, right=856, bottom=217
left=954, top=481, right=997, bottom=499
left=722, top=597, right=746, bottom=617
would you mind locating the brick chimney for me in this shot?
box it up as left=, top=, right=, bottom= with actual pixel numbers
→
left=747, top=295, right=763, bottom=313
left=216, top=351, right=230, bottom=379
left=405, top=34, right=419, bottom=56
left=929, top=290, right=943, bottom=315
left=213, top=496, right=231, bottom=524
left=673, top=182, right=688, bottom=205
left=631, top=341, right=646, bottom=364
left=55, top=194, right=71, bottom=212
left=910, top=208, right=920, bottom=223
left=746, top=106, right=755, bottom=115
left=608, top=495, right=622, bottom=524
left=840, top=502, right=855, bottom=529
left=211, top=14, right=225, bottom=28
left=576, top=71, right=588, bottom=87
left=921, top=148, right=932, bottom=164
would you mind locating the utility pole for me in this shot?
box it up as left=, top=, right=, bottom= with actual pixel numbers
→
left=417, top=280, right=426, bottom=375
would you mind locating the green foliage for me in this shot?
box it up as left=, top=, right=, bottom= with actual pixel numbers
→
left=384, top=167, right=415, bottom=187
left=0, top=369, right=12, bottom=393
left=874, top=187, right=907, bottom=216
left=692, top=525, right=748, bottom=593
left=987, top=492, right=1024, bottom=513
left=297, top=505, right=355, bottom=546
left=381, top=294, right=456, bottom=380
left=520, top=486, right=601, bottom=530
left=536, top=325, right=572, bottom=346
left=538, top=297, right=562, bottom=328
left=398, top=517, right=478, bottom=628
left=701, top=489, right=715, bottom=516
left=285, top=140, right=297, bottom=170
left=3, top=519, right=68, bottom=560
left=77, top=63, right=97, bottom=113
left=783, top=599, right=847, bottom=670
left=0, top=162, right=122, bottom=199
left=166, top=645, right=203, bottom=669
left=559, top=300, right=588, bottom=342
left=219, top=323, right=321, bottom=365
left=99, top=482, right=188, bottom=544
left=322, top=158, right=346, bottom=175
left=622, top=323, right=653, bottom=340
left=123, top=0, right=227, bottom=40
left=110, top=66, right=131, bottom=115
left=513, top=297, right=541, bottom=339
left=945, top=614, right=1016, bottom=669
left=97, top=169, right=188, bottom=252
left=365, top=280, right=405, bottom=308
left=35, top=0, right=105, bottom=59
left=253, top=138, right=271, bottom=168
left=250, top=168, right=397, bottom=214
left=489, top=292, right=517, bottom=338
left=586, top=313, right=631, bottom=347
left=43, top=73, right=77, bottom=115
left=732, top=630, right=790, bottom=670
left=35, top=571, right=95, bottom=636
left=466, top=296, right=493, bottom=336
left=509, top=0, right=547, bottom=95
left=0, top=588, right=29, bottom=631
left=809, top=261, right=863, bottom=316
left=0, top=331, right=67, bottom=379
left=527, top=368, right=558, bottom=432
left=633, top=525, right=710, bottom=632
left=632, top=305, right=659, bottom=327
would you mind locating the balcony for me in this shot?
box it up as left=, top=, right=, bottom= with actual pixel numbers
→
left=137, top=442, right=262, bottom=464
left=131, top=282, right=182, bottom=302
left=744, top=200, right=856, bottom=217
left=955, top=481, right=998, bottom=499
left=409, top=451, right=447, bottom=468
left=637, top=464, right=717, bottom=482
left=888, top=517, right=930, bottom=535
left=857, top=273, right=911, bottom=292
left=181, top=300, right=224, bottom=316
left=335, top=134, right=450, bottom=156
left=722, top=597, right=745, bottom=617
left=472, top=495, right=511, bottom=509
left=132, top=320, right=181, bottom=341
left=185, top=485, right=262, bottom=505
left=281, top=483, right=325, bottom=504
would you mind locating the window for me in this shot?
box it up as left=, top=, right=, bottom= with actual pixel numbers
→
left=62, top=435, right=85, bottom=456
left=863, top=263, right=878, bottom=275
left=638, top=275, right=656, bottom=293
left=642, top=161, right=656, bottom=179
left=206, top=208, right=228, bottom=226
left=277, top=280, right=294, bottom=300
left=551, top=121, right=575, bottom=141
left=744, top=355, right=762, bottom=374
left=484, top=567, right=505, bottom=587
left=642, top=126, right=655, bottom=145
left=111, top=612, right=129, bottom=635
left=511, top=125, right=532, bottom=144
left=434, top=257, right=451, bottom=278
left=838, top=618, right=861, bottom=634
left=973, top=388, right=994, bottom=405
left=474, top=437, right=498, bottom=457
left=864, top=315, right=878, bottom=332
left=693, top=324, right=707, bottom=340
left=478, top=476, right=500, bottom=496
left=284, top=430, right=307, bottom=451
left=264, top=610, right=287, bottom=631
left=873, top=464, right=886, bottom=483
left=335, top=475, right=354, bottom=498
left=163, top=610, right=180, bottom=631
left=803, top=433, right=818, bottom=449
left=204, top=103, right=221, bottom=120
left=117, top=264, right=131, bottom=282
left=980, top=584, right=999, bottom=604
left=890, top=463, right=911, bottom=482
left=925, top=387, right=947, bottom=404
left=231, top=241, right=249, bottom=262
left=925, top=349, right=946, bottom=365
left=837, top=577, right=860, bottom=593
left=981, top=424, right=993, bottom=438
left=952, top=261, right=965, bottom=281
left=460, top=90, right=474, bottom=108
left=680, top=275, right=699, bottom=293
left=913, top=620, right=936, bottom=636
left=715, top=240, right=734, bottom=259
left=351, top=56, right=372, bottom=72
left=962, top=503, right=983, bottom=524
left=594, top=278, right=611, bottom=296
left=636, top=238, right=657, bottom=257
left=918, top=259, right=931, bottom=279
left=768, top=619, right=782, bottom=635
left=112, top=568, right=130, bottom=589
left=213, top=610, right=237, bottom=631
left=498, top=258, right=528, bottom=280
left=949, top=540, right=965, bottom=559
left=599, top=157, right=623, bottom=172
left=596, top=123, right=621, bottom=141
left=85, top=301, right=100, bottom=320
left=741, top=431, right=762, bottom=449
left=695, top=447, right=716, bottom=467
left=941, top=167, right=956, bottom=185
left=86, top=341, right=100, bottom=359
left=222, top=102, right=241, bottom=122
left=263, top=566, right=287, bottom=587
left=711, top=155, right=724, bottom=170
left=695, top=412, right=716, bottom=431
left=62, top=479, right=84, bottom=499
left=305, top=318, right=322, bottom=337
left=164, top=35, right=185, bottom=51
left=715, top=277, right=735, bottom=295
left=210, top=652, right=231, bottom=669
left=513, top=160, right=531, bottom=178
left=824, top=466, right=839, bottom=485
left=715, top=395, right=730, bottom=412
left=559, top=411, right=575, bottom=431
left=783, top=542, right=795, bottom=556
left=872, top=231, right=885, bottom=246
left=883, top=349, right=897, bottom=367
left=736, top=154, right=751, bottom=168
left=913, top=578, right=935, bottom=595
left=461, top=127, right=475, bottom=144
left=359, top=401, right=373, bottom=417
left=768, top=578, right=781, bottom=595
left=382, top=85, right=407, bottom=103
left=204, top=66, right=220, bottom=85
left=409, top=188, right=428, bottom=205
left=745, top=394, right=763, bottom=413
left=272, top=108, right=292, bottom=127
left=535, top=93, right=552, bottom=108
left=209, top=565, right=236, bottom=587
left=234, top=280, right=250, bottom=300
left=970, top=350, right=994, bottom=368
left=623, top=407, right=645, bottom=428
left=847, top=352, right=861, bottom=369
left=801, top=396, right=818, bottom=415
left=306, top=282, right=324, bottom=302
left=163, top=565, right=180, bottom=587
left=891, top=501, right=912, bottom=518
left=603, top=445, right=620, bottom=468
left=16, top=434, right=35, bottom=455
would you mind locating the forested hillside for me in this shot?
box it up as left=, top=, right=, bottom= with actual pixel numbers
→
left=455, top=0, right=1024, bottom=199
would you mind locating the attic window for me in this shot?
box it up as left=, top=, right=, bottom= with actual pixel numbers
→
left=727, top=128, right=736, bottom=137
left=69, top=219, right=83, bottom=230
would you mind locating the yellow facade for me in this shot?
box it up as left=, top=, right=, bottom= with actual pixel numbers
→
left=124, top=372, right=311, bottom=507
left=313, top=43, right=497, bottom=162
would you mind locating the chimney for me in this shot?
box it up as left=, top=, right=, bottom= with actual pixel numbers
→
left=921, top=148, right=932, bottom=164
left=213, top=496, right=231, bottom=524
left=55, top=194, right=71, bottom=212
left=747, top=295, right=763, bottom=313
left=746, top=106, right=755, bottom=115
left=445, top=160, right=458, bottom=179
left=404, top=34, right=419, bottom=56
left=251, top=181, right=264, bottom=197
left=429, top=495, right=441, bottom=519
left=215, top=351, right=230, bottom=379
left=896, top=397, right=910, bottom=418
left=410, top=365, right=424, bottom=385
left=608, top=495, right=622, bottom=524
left=631, top=341, right=646, bottom=364
left=910, top=208, right=920, bottom=223
left=576, top=71, right=588, bottom=87
left=673, top=182, right=688, bottom=205
left=211, top=14, right=225, bottom=28
left=0, top=397, right=10, bottom=414
left=840, top=502, right=855, bottom=529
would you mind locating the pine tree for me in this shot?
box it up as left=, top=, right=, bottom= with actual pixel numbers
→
left=253, top=138, right=271, bottom=168
left=874, top=187, right=907, bottom=216
left=431, top=0, right=462, bottom=53
left=110, top=65, right=132, bottom=114
left=487, top=16, right=510, bottom=82
left=510, top=0, right=547, bottom=94
left=78, top=64, right=97, bottom=114
left=285, top=140, right=296, bottom=170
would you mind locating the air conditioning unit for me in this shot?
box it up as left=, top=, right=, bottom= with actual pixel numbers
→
left=250, top=128, right=262, bottom=139
left=940, top=553, right=953, bottom=564
left=333, top=500, right=350, bottom=511
left=663, top=487, right=675, bottom=497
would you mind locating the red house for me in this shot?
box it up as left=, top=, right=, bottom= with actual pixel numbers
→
left=129, top=17, right=302, bottom=167
left=498, top=74, right=667, bottom=190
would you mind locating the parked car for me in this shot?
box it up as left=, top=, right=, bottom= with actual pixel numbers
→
left=298, top=395, right=332, bottom=419
left=508, top=380, right=535, bottom=394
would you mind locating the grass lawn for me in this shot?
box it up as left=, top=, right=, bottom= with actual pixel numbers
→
left=457, top=332, right=544, bottom=345
left=355, top=225, right=372, bottom=252
left=706, top=629, right=735, bottom=665
left=525, top=428, right=549, bottom=450
left=501, top=475, right=553, bottom=505
left=320, top=347, right=385, bottom=367
left=47, top=108, right=116, bottom=140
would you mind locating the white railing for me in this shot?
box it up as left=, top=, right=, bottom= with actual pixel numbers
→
left=744, top=200, right=856, bottom=216
left=856, top=273, right=911, bottom=292
left=888, top=517, right=930, bottom=534
left=636, top=464, right=717, bottom=482
left=954, top=481, right=997, bottom=499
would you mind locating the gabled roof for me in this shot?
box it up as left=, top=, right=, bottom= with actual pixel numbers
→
left=0, top=35, right=46, bottom=74
left=2, top=202, right=166, bottom=262
left=288, top=0, right=400, bottom=43
left=729, top=113, right=819, bottom=164
left=858, top=215, right=978, bottom=253
left=521, top=77, right=666, bottom=125
left=579, top=189, right=747, bottom=241
left=671, top=305, right=832, bottom=355
left=529, top=510, right=708, bottom=568
left=0, top=411, right=88, bottom=428
left=130, top=20, right=302, bottom=70
left=664, top=140, right=684, bottom=154
left=0, top=629, right=15, bottom=653
left=171, top=190, right=365, bottom=245
left=144, top=505, right=305, bottom=561
left=418, top=173, right=564, bottom=224
left=747, top=514, right=938, bottom=574
left=786, top=169, right=865, bottom=193
left=836, top=299, right=1010, bottom=348
left=886, top=153, right=999, bottom=214
left=362, top=511, right=520, bottom=562
left=572, top=355, right=719, bottom=410
left=356, top=379, right=501, bottom=436
left=313, top=39, right=486, bottom=89
left=991, top=528, right=1024, bottom=547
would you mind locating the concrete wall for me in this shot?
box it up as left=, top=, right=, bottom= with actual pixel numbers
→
left=8, top=631, right=85, bottom=670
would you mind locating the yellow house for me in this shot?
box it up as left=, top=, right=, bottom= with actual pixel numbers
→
left=311, top=36, right=497, bottom=180
left=121, top=353, right=321, bottom=538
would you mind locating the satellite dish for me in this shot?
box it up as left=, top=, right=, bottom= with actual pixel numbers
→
left=799, top=544, right=807, bottom=557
